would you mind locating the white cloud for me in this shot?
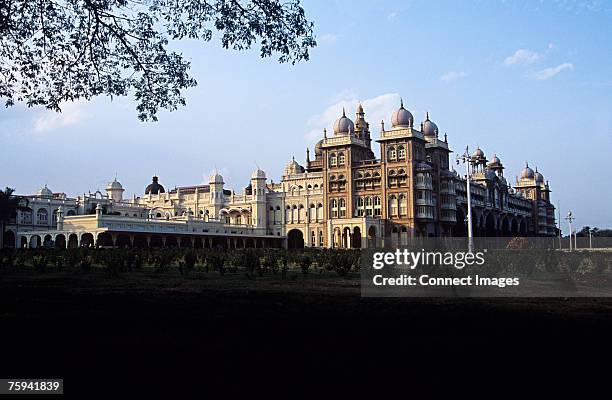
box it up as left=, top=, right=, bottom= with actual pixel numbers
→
left=532, top=62, right=574, bottom=80
left=440, top=71, right=468, bottom=82
left=33, top=101, right=90, bottom=133
left=504, top=49, right=542, bottom=65
left=318, top=33, right=338, bottom=44
left=305, top=92, right=402, bottom=142
left=387, top=12, right=398, bottom=20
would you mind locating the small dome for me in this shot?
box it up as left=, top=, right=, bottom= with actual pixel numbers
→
left=314, top=139, right=323, bottom=156
left=145, top=176, right=165, bottom=194
left=484, top=168, right=496, bottom=180
left=285, top=157, right=305, bottom=176
left=422, top=112, right=438, bottom=137
left=251, top=168, right=266, bottom=180
left=520, top=163, right=535, bottom=180
left=391, top=99, right=414, bottom=128
left=416, top=162, right=432, bottom=171
left=333, top=108, right=354, bottom=135
left=106, top=178, right=123, bottom=191
left=209, top=172, right=224, bottom=184
left=37, top=184, right=53, bottom=197
left=534, top=169, right=544, bottom=183
left=472, top=147, right=485, bottom=159
left=488, top=154, right=502, bottom=167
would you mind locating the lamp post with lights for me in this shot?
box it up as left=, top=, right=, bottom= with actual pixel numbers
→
left=564, top=211, right=575, bottom=252
left=457, top=146, right=474, bottom=253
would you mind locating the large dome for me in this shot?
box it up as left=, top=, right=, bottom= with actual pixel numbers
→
left=520, top=163, right=535, bottom=180
left=333, top=108, right=354, bottom=135
left=422, top=112, right=438, bottom=137
left=145, top=176, right=165, bottom=194
left=391, top=99, right=414, bottom=128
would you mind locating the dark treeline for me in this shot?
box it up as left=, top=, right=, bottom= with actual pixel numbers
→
left=577, top=226, right=612, bottom=237
left=0, top=248, right=361, bottom=278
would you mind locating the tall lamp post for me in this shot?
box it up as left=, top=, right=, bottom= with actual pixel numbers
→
left=589, top=228, right=593, bottom=249
left=457, top=146, right=474, bottom=253
left=564, top=211, right=575, bottom=252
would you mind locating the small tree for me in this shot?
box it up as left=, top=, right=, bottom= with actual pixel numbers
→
left=299, top=254, right=311, bottom=276
left=179, top=251, right=197, bottom=276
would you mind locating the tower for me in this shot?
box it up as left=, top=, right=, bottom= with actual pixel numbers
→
left=106, top=177, right=124, bottom=202
left=250, top=168, right=267, bottom=232
left=209, top=171, right=225, bottom=219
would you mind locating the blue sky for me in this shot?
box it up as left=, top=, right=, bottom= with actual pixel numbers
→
left=0, top=0, right=611, bottom=229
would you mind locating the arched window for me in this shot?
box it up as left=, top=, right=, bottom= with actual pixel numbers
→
left=374, top=196, right=382, bottom=216
left=365, top=196, right=373, bottom=216
left=398, top=145, right=406, bottom=160
left=317, top=203, right=323, bottom=221
left=292, top=205, right=298, bottom=223
left=286, top=205, right=291, bottom=223
left=37, top=208, right=48, bottom=225
left=338, top=152, right=345, bottom=165
left=330, top=199, right=338, bottom=218
left=330, top=153, right=337, bottom=167
left=339, top=198, right=346, bottom=218
left=399, top=194, right=408, bottom=216
left=388, top=146, right=397, bottom=161
left=389, top=195, right=398, bottom=216
left=310, top=204, right=316, bottom=222
left=356, top=197, right=365, bottom=217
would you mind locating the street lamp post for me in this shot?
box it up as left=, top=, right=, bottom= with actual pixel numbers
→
left=564, top=211, right=575, bottom=252
left=457, top=146, right=474, bottom=253
left=589, top=228, right=593, bottom=249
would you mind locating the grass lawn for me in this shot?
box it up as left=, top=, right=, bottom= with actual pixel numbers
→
left=1, top=265, right=610, bottom=392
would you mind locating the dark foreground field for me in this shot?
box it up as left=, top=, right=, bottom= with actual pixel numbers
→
left=1, top=268, right=611, bottom=394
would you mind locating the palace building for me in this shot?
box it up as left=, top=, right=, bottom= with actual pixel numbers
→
left=2, top=101, right=556, bottom=249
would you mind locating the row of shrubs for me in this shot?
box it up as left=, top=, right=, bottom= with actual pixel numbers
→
left=481, top=248, right=611, bottom=275
left=0, top=248, right=362, bottom=278
left=1, top=247, right=610, bottom=278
